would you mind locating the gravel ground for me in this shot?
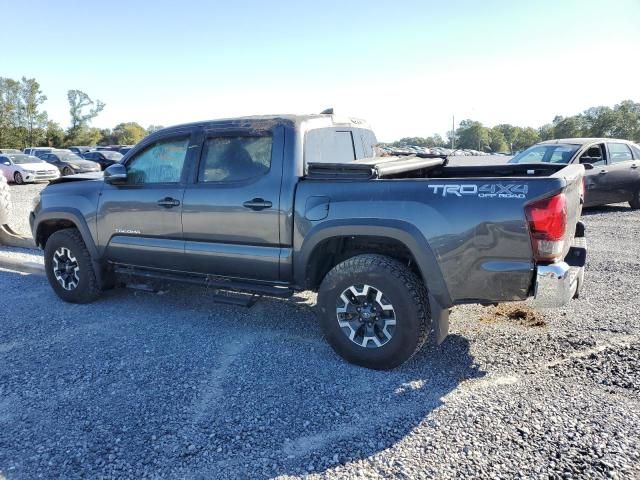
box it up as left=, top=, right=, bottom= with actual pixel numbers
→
left=0, top=187, right=639, bottom=479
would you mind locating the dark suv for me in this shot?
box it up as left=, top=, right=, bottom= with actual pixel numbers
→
left=40, top=151, right=101, bottom=176
left=82, top=150, right=124, bottom=170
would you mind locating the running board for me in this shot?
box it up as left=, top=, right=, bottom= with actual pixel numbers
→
left=113, top=266, right=294, bottom=298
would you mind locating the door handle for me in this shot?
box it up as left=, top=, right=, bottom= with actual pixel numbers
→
left=243, top=198, right=273, bottom=211
left=157, top=197, right=181, bottom=208
left=599, top=169, right=608, bottom=175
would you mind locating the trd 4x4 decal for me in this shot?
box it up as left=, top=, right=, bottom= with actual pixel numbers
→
left=428, top=184, right=528, bottom=199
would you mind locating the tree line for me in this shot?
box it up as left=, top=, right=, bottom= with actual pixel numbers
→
left=391, top=99, right=640, bottom=153
left=0, top=76, right=163, bottom=149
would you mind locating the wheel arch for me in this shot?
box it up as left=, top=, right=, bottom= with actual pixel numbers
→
left=35, top=209, right=99, bottom=259
left=295, top=219, right=452, bottom=309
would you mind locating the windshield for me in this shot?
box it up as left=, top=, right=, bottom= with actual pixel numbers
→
left=509, top=144, right=580, bottom=164
left=102, top=151, right=123, bottom=160
left=9, top=154, right=44, bottom=164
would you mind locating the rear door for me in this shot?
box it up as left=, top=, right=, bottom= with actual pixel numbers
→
left=605, top=142, right=637, bottom=203
left=97, top=130, right=197, bottom=270
left=578, top=143, right=610, bottom=206
left=180, top=126, right=285, bottom=281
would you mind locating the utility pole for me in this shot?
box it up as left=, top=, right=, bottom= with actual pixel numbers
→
left=451, top=115, right=455, bottom=149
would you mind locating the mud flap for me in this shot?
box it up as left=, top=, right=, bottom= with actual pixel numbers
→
left=429, top=292, right=450, bottom=344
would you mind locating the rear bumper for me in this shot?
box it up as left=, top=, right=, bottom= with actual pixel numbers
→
left=533, top=261, right=582, bottom=308
left=532, top=228, right=586, bottom=308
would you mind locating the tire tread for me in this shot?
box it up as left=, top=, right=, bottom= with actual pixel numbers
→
left=318, top=254, right=430, bottom=369
left=45, top=228, right=101, bottom=303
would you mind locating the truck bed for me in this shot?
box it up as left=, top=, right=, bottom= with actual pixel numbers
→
left=306, top=154, right=568, bottom=180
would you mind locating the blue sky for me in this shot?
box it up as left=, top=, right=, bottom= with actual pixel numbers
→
left=3, top=0, right=639, bottom=140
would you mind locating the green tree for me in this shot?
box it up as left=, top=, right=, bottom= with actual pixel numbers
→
left=610, top=100, right=640, bottom=141
left=147, top=124, right=164, bottom=135
left=42, top=121, right=65, bottom=147
left=456, top=120, right=489, bottom=150
left=19, top=77, right=48, bottom=147
left=488, top=127, right=508, bottom=152
left=0, top=78, right=21, bottom=148
left=538, top=123, right=555, bottom=141
left=513, top=127, right=540, bottom=150
left=66, top=89, right=105, bottom=143
left=113, top=122, right=147, bottom=144
left=552, top=115, right=583, bottom=139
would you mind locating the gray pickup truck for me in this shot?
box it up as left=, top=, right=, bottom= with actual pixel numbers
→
left=30, top=113, right=587, bottom=369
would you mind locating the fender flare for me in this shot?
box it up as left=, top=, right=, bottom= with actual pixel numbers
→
left=295, top=218, right=453, bottom=309
left=34, top=208, right=99, bottom=259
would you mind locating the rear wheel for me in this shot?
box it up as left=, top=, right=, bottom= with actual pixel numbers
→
left=44, top=229, right=101, bottom=303
left=317, top=254, right=430, bottom=370
left=13, top=172, right=24, bottom=185
left=62, top=166, right=73, bottom=176
left=630, top=191, right=640, bottom=209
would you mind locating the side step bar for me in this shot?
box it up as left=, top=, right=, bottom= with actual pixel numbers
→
left=113, top=266, right=294, bottom=298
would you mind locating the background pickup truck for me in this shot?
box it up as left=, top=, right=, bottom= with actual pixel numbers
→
left=31, top=113, right=587, bottom=369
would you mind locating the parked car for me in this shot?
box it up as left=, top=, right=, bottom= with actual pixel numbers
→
left=23, top=147, right=54, bottom=157
left=0, top=148, right=22, bottom=154
left=509, top=138, right=640, bottom=208
left=69, top=146, right=93, bottom=156
left=82, top=150, right=123, bottom=170
left=39, top=150, right=101, bottom=176
left=0, top=153, right=60, bottom=184
left=31, top=113, right=586, bottom=369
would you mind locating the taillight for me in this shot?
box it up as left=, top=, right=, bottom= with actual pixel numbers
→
left=525, top=193, right=567, bottom=262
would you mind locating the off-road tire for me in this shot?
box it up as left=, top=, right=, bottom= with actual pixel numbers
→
left=44, top=229, right=101, bottom=303
left=317, top=254, right=430, bottom=370
left=0, top=174, right=9, bottom=225
left=630, top=191, right=640, bottom=210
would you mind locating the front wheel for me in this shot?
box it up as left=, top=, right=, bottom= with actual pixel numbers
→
left=44, top=229, right=101, bottom=303
left=317, top=254, right=430, bottom=370
left=62, top=166, right=73, bottom=176
left=13, top=171, right=24, bottom=185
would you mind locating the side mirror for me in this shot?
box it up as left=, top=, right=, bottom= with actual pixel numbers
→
left=104, top=163, right=127, bottom=183
left=582, top=162, right=594, bottom=170
left=2, top=161, right=10, bottom=166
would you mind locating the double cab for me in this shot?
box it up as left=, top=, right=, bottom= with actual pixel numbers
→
left=31, top=113, right=587, bottom=369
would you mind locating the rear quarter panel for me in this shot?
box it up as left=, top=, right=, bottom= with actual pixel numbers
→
left=294, top=175, right=569, bottom=305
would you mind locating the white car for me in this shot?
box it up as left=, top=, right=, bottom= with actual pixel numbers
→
left=0, top=153, right=60, bottom=184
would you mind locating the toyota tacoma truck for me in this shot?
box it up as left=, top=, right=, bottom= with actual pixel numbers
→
left=30, top=113, right=587, bottom=369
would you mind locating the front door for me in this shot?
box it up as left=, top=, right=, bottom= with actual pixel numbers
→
left=97, top=132, right=196, bottom=270
left=181, top=126, right=285, bottom=281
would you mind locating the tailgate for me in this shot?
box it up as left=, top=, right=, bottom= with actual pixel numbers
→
left=550, top=164, right=585, bottom=259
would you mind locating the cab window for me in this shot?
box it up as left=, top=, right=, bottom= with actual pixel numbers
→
left=199, top=135, right=272, bottom=182
left=608, top=143, right=633, bottom=163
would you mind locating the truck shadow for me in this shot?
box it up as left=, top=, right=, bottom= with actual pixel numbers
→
left=0, top=271, right=485, bottom=479
left=581, top=204, right=632, bottom=215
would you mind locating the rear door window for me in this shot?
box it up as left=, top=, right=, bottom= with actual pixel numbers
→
left=199, top=135, right=272, bottom=183
left=608, top=143, right=633, bottom=163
